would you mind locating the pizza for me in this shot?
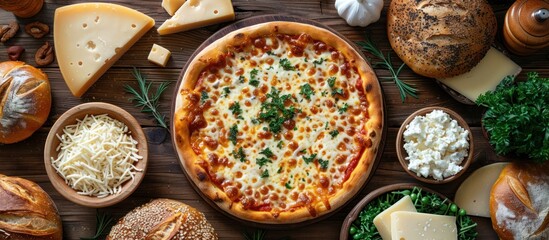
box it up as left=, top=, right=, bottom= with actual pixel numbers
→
left=173, top=21, right=384, bottom=223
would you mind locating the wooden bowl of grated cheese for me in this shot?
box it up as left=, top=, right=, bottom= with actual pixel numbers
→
left=44, top=102, right=148, bottom=208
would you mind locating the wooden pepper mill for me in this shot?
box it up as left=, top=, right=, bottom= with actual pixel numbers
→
left=503, top=0, right=549, bottom=55
left=0, top=0, right=44, bottom=18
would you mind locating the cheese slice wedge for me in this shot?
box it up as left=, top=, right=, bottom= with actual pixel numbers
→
left=54, top=3, right=155, bottom=97
left=157, top=0, right=235, bottom=35
left=373, top=195, right=417, bottom=240
left=162, top=0, right=186, bottom=16
left=454, top=162, right=509, bottom=218
left=391, top=212, right=457, bottom=240
left=437, top=47, right=521, bottom=102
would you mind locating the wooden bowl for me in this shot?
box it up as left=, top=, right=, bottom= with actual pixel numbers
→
left=340, top=183, right=451, bottom=240
left=396, top=107, right=473, bottom=184
left=44, top=102, right=148, bottom=208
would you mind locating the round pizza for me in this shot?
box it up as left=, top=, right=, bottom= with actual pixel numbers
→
left=173, top=21, right=384, bottom=224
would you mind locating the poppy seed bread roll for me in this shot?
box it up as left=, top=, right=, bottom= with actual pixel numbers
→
left=107, top=199, right=217, bottom=240
left=387, top=0, right=497, bottom=78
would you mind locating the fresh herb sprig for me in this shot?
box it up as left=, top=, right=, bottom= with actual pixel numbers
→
left=125, top=68, right=171, bottom=129
left=348, top=187, right=477, bottom=240
left=357, top=36, right=417, bottom=102
left=80, top=210, right=114, bottom=240
left=476, top=72, right=549, bottom=163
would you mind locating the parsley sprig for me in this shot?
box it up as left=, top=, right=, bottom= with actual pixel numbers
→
left=125, top=68, right=170, bottom=129
left=357, top=36, right=417, bottom=102
left=476, top=72, right=549, bottom=162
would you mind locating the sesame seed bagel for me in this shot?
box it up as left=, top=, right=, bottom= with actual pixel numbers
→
left=387, top=0, right=497, bottom=78
left=107, top=199, right=217, bottom=240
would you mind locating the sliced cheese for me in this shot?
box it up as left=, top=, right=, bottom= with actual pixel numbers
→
left=391, top=212, right=457, bottom=240
left=438, top=47, right=521, bottom=102
left=147, top=44, right=172, bottom=67
left=157, top=0, right=235, bottom=35
left=454, top=162, right=509, bottom=217
left=162, top=0, right=186, bottom=16
left=373, top=195, right=417, bottom=240
left=54, top=3, right=155, bottom=97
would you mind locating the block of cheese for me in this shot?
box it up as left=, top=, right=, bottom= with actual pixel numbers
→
left=454, top=162, right=509, bottom=218
left=162, top=0, right=186, bottom=16
left=157, top=0, right=235, bottom=35
left=54, top=3, right=155, bottom=97
left=391, top=212, right=457, bottom=240
left=437, top=47, right=521, bottom=102
left=147, top=44, right=172, bottom=67
left=373, top=195, right=416, bottom=240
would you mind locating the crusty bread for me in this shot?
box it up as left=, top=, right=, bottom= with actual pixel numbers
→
left=490, top=162, right=549, bottom=240
left=107, top=198, right=218, bottom=240
left=387, top=0, right=497, bottom=78
left=0, top=61, right=51, bottom=144
left=0, top=174, right=62, bottom=240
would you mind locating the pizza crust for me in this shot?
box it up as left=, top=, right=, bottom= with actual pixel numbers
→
left=173, top=21, right=384, bottom=224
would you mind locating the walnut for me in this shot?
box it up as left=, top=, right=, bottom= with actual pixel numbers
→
left=35, top=41, right=54, bottom=66
left=7, top=46, right=25, bottom=61
left=24, top=21, right=49, bottom=39
left=0, top=21, right=19, bottom=43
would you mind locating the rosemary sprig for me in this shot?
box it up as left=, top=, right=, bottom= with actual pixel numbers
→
left=80, top=210, right=114, bottom=240
left=125, top=68, right=171, bottom=129
left=243, top=229, right=266, bottom=240
left=357, top=36, right=418, bottom=102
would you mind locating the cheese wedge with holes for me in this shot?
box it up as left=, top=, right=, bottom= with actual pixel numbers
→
left=437, top=47, right=521, bottom=102
left=162, top=0, right=186, bottom=16
left=391, top=212, right=458, bottom=240
left=373, top=195, right=417, bottom=240
left=157, top=0, right=235, bottom=35
left=454, top=162, right=509, bottom=218
left=54, top=3, right=155, bottom=97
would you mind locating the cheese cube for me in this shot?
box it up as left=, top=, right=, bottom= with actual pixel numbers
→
left=454, top=162, right=509, bottom=217
left=437, top=47, right=521, bottom=102
left=158, top=0, right=235, bottom=35
left=148, top=44, right=172, bottom=67
left=162, top=0, right=186, bottom=16
left=391, top=212, right=457, bottom=240
left=54, top=3, right=155, bottom=97
left=373, top=195, right=416, bottom=240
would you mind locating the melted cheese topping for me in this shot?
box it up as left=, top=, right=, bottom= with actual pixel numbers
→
left=189, top=34, right=369, bottom=214
left=51, top=114, right=142, bottom=198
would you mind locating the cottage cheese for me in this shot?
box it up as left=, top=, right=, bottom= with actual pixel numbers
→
left=403, top=110, right=469, bottom=180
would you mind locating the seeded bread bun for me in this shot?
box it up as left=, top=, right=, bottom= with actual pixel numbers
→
left=0, top=61, right=51, bottom=144
left=0, top=174, right=62, bottom=240
left=107, top=198, right=217, bottom=240
left=490, top=162, right=549, bottom=240
left=387, top=0, right=497, bottom=78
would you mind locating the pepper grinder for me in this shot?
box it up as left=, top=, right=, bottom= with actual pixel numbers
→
left=503, top=0, right=549, bottom=55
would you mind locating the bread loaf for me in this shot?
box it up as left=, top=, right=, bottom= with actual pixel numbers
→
left=0, top=174, right=62, bottom=240
left=107, top=198, right=218, bottom=240
left=0, top=61, right=51, bottom=144
left=387, top=0, right=497, bottom=78
left=490, top=162, right=549, bottom=240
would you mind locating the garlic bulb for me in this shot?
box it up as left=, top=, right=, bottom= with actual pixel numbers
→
left=335, top=0, right=384, bottom=27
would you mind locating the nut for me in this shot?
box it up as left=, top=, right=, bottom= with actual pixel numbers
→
left=25, top=21, right=49, bottom=39
left=7, top=46, right=25, bottom=61
left=0, top=21, right=19, bottom=43
left=35, top=41, right=54, bottom=66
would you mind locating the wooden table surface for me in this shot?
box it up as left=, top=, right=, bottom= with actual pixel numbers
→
left=1, top=0, right=548, bottom=239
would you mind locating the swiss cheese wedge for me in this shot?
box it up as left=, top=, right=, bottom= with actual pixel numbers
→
left=162, top=0, right=186, bottom=16
left=157, top=0, right=235, bottom=35
left=54, top=3, right=155, bottom=97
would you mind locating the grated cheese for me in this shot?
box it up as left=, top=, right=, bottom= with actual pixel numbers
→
left=51, top=114, right=143, bottom=198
